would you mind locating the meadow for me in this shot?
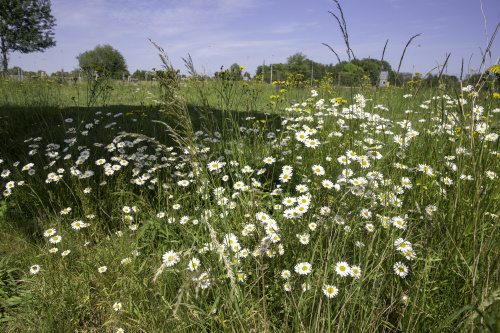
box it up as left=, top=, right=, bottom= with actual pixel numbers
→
left=0, top=52, right=499, bottom=332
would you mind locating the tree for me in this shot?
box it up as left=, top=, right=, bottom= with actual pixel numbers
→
left=287, top=52, right=309, bottom=77
left=130, top=69, right=157, bottom=81
left=342, top=63, right=364, bottom=74
left=76, top=44, right=128, bottom=79
left=131, top=69, right=146, bottom=80
left=0, top=0, right=56, bottom=74
left=229, top=63, right=243, bottom=80
left=287, top=52, right=307, bottom=67
left=341, top=63, right=364, bottom=86
left=420, top=73, right=459, bottom=89
left=354, top=58, right=392, bottom=86
left=8, top=65, right=22, bottom=75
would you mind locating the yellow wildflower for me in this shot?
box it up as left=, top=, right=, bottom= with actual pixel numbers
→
left=487, top=64, right=500, bottom=74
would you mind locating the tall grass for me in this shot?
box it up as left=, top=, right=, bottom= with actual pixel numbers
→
left=0, top=44, right=499, bottom=332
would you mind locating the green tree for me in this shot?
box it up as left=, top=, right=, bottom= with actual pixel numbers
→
left=131, top=69, right=141, bottom=79
left=8, top=65, right=22, bottom=75
left=287, top=52, right=309, bottom=78
left=229, top=63, right=243, bottom=80
left=0, top=0, right=56, bottom=74
left=342, top=63, right=364, bottom=74
left=340, top=62, right=364, bottom=86
left=131, top=69, right=149, bottom=80
left=76, top=44, right=128, bottom=79
left=70, top=67, right=82, bottom=78
left=354, top=58, right=392, bottom=86
left=420, top=73, right=459, bottom=89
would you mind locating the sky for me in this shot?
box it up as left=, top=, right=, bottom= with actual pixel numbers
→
left=8, top=0, right=500, bottom=78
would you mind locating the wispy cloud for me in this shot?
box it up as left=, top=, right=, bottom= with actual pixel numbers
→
left=54, top=0, right=265, bottom=38
left=266, top=22, right=318, bottom=34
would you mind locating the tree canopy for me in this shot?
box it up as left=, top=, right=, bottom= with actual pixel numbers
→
left=286, top=52, right=309, bottom=77
left=229, top=63, right=243, bottom=80
left=0, top=0, right=56, bottom=73
left=76, top=44, right=128, bottom=79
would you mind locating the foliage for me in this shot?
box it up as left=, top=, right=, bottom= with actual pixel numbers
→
left=214, top=63, right=245, bottom=82
left=6, top=66, right=22, bottom=75
left=353, top=58, right=393, bottom=86
left=229, top=63, right=243, bottom=81
left=0, top=260, right=29, bottom=323
left=342, top=62, right=363, bottom=74
left=80, top=65, right=114, bottom=108
left=419, top=73, right=460, bottom=89
left=130, top=69, right=153, bottom=80
left=76, top=44, right=128, bottom=79
left=286, top=52, right=309, bottom=77
left=0, top=0, right=56, bottom=74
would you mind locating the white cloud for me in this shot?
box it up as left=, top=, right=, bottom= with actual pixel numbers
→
left=267, top=22, right=317, bottom=34
left=54, top=0, right=264, bottom=36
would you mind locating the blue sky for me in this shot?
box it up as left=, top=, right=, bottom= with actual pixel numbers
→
left=9, top=0, right=500, bottom=77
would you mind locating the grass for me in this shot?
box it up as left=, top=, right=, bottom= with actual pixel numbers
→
left=0, top=52, right=499, bottom=332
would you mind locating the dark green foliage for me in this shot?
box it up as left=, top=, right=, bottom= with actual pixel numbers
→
left=352, top=58, right=392, bottom=85
left=0, top=0, right=56, bottom=73
left=229, top=63, right=243, bottom=81
left=131, top=69, right=154, bottom=80
left=76, top=44, right=128, bottom=79
left=0, top=260, right=29, bottom=323
left=6, top=65, right=22, bottom=75
left=286, top=52, right=309, bottom=77
left=420, top=73, right=460, bottom=89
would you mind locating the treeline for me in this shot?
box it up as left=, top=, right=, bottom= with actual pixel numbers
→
left=416, top=73, right=460, bottom=88
left=253, top=52, right=466, bottom=88
left=255, top=52, right=394, bottom=86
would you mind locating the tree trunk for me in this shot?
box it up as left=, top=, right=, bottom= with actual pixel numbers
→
left=0, top=31, right=8, bottom=76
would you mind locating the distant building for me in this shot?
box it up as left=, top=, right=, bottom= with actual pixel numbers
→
left=379, top=71, right=389, bottom=87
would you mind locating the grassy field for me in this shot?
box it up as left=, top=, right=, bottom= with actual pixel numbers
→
left=0, top=58, right=499, bottom=333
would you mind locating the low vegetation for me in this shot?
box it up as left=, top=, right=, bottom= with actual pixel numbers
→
left=0, top=46, right=499, bottom=332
